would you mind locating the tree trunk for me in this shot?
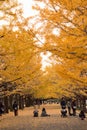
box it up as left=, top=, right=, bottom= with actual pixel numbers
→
left=4, top=96, right=9, bottom=113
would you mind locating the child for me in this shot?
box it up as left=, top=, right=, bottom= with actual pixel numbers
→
left=79, top=110, right=86, bottom=120
left=33, top=109, right=38, bottom=117
left=41, top=108, right=50, bottom=117
left=61, top=108, right=67, bottom=117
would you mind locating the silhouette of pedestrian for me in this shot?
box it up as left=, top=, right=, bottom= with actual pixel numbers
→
left=13, top=101, right=18, bottom=116
left=60, top=97, right=66, bottom=109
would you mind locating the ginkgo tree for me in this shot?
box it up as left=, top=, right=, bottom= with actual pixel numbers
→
left=31, top=0, right=87, bottom=98
left=0, top=0, right=43, bottom=98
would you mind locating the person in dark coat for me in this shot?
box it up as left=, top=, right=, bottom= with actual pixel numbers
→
left=13, top=101, right=18, bottom=116
left=79, top=110, right=86, bottom=120
left=60, top=97, right=66, bottom=109
left=0, top=102, right=4, bottom=116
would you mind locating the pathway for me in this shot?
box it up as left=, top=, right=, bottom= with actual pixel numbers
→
left=0, top=104, right=87, bottom=130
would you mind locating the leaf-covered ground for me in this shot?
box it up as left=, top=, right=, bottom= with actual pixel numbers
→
left=0, top=104, right=87, bottom=130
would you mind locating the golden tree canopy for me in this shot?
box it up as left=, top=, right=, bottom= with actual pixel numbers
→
left=31, top=0, right=87, bottom=98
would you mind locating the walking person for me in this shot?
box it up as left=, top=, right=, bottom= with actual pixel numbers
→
left=13, top=101, right=18, bottom=116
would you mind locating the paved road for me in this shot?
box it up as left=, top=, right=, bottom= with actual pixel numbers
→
left=0, top=104, right=87, bottom=130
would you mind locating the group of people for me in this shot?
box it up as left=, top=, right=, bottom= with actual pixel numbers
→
left=33, top=107, right=50, bottom=117
left=0, top=99, right=86, bottom=120
left=33, top=98, right=86, bottom=120
left=0, top=100, right=50, bottom=117
left=60, top=97, right=86, bottom=120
